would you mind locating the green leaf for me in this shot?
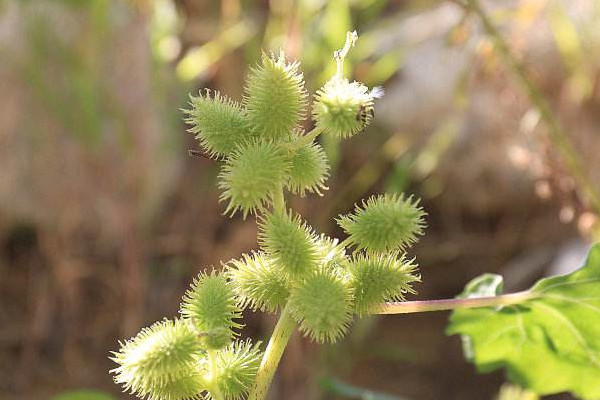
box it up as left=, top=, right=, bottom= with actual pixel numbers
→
left=454, top=273, right=504, bottom=361
left=50, top=391, right=115, bottom=400
left=458, top=273, right=503, bottom=299
left=447, top=244, right=600, bottom=400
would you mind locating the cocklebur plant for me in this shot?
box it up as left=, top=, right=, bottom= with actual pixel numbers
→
left=111, top=31, right=418, bottom=400
left=112, top=31, right=600, bottom=400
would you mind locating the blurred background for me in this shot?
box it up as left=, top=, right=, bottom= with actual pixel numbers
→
left=1, top=0, right=600, bottom=399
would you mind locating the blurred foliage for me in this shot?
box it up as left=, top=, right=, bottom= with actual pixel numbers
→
left=321, top=376, right=411, bottom=400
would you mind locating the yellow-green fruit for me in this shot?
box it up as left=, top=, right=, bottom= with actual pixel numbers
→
left=214, top=340, right=262, bottom=400
left=184, top=90, right=254, bottom=158
left=227, top=252, right=290, bottom=313
left=258, top=211, right=319, bottom=280
left=144, top=374, right=207, bottom=400
left=312, top=77, right=375, bottom=138
left=180, top=271, right=242, bottom=349
left=218, top=141, right=290, bottom=218
left=348, top=253, right=420, bottom=316
left=286, top=139, right=330, bottom=196
left=289, top=269, right=353, bottom=343
left=313, top=234, right=349, bottom=279
left=245, top=52, right=308, bottom=141
left=110, top=319, right=206, bottom=400
left=337, top=193, right=426, bottom=253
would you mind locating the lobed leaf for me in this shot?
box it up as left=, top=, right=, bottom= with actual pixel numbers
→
left=447, top=244, right=600, bottom=400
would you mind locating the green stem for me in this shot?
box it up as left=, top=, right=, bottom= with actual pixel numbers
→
left=248, top=304, right=296, bottom=400
left=375, top=290, right=535, bottom=315
left=207, top=349, right=225, bottom=400
left=288, top=125, right=325, bottom=150
left=335, top=30, right=358, bottom=79
left=272, top=183, right=286, bottom=214
left=465, top=0, right=600, bottom=214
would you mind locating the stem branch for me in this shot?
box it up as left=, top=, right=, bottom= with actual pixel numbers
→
left=287, top=125, right=325, bottom=151
left=248, top=304, right=296, bottom=400
left=272, top=183, right=286, bottom=214
left=334, top=30, right=358, bottom=79
left=375, top=290, right=535, bottom=315
left=207, top=350, right=225, bottom=400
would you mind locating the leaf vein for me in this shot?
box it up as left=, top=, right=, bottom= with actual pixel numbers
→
left=536, top=277, right=600, bottom=294
left=543, top=294, right=600, bottom=315
left=534, top=302, right=600, bottom=368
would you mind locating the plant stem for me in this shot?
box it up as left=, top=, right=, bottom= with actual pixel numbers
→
left=247, top=292, right=535, bottom=400
left=465, top=0, right=600, bottom=214
left=335, top=30, right=358, bottom=79
left=272, top=183, right=286, bottom=213
left=289, top=125, right=325, bottom=150
left=251, top=170, right=294, bottom=400
left=207, top=349, right=225, bottom=400
left=375, top=290, right=535, bottom=315
left=248, top=304, right=297, bottom=400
